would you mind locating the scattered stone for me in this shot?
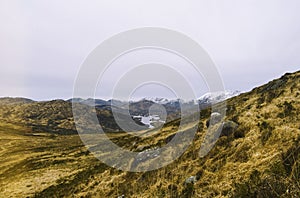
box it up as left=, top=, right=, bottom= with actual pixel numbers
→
left=185, top=176, right=197, bottom=184
left=206, top=112, right=222, bottom=127
left=220, top=121, right=238, bottom=137
left=136, top=147, right=160, bottom=163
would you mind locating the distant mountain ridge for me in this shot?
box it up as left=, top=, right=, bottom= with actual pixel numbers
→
left=68, top=90, right=241, bottom=107
left=0, top=97, right=34, bottom=105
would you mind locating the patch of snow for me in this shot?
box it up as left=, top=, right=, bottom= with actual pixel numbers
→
left=133, top=115, right=165, bottom=129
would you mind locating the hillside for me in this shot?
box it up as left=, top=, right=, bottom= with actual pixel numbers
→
left=0, top=96, right=212, bottom=134
left=0, top=99, right=149, bottom=134
left=0, top=71, right=299, bottom=197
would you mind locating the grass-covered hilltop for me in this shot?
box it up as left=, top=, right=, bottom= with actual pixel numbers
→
left=0, top=71, right=299, bottom=197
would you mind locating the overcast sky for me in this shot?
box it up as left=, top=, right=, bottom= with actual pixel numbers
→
left=0, top=0, right=300, bottom=100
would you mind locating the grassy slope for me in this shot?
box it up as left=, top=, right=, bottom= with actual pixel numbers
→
left=0, top=71, right=299, bottom=197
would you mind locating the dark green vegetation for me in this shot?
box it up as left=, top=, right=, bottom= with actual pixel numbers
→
left=0, top=71, right=299, bottom=197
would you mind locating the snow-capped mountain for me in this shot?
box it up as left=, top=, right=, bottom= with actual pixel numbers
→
left=130, top=97, right=174, bottom=105
left=69, top=90, right=240, bottom=110
left=198, top=90, right=241, bottom=104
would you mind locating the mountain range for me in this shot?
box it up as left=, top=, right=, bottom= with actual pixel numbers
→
left=0, top=91, right=239, bottom=134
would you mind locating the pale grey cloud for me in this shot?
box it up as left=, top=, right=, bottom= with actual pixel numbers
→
left=0, top=0, right=299, bottom=100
